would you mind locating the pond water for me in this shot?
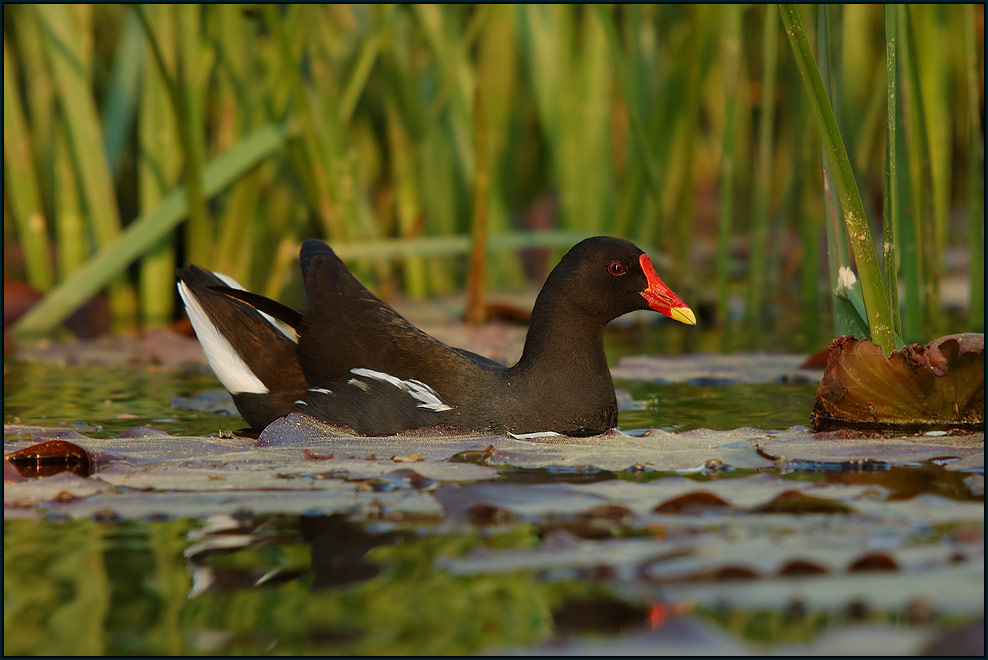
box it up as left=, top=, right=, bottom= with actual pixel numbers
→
left=2, top=360, right=820, bottom=437
left=3, top=357, right=983, bottom=655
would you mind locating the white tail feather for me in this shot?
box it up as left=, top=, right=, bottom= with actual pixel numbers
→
left=178, top=281, right=268, bottom=394
left=213, top=271, right=298, bottom=343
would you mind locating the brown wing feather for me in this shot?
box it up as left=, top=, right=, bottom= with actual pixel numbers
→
left=296, top=240, right=494, bottom=388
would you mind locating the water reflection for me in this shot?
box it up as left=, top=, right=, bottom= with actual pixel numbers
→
left=3, top=362, right=982, bottom=655
left=3, top=362, right=818, bottom=438
left=5, top=456, right=982, bottom=656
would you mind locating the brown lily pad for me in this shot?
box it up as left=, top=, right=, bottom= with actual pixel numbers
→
left=4, top=439, right=93, bottom=478
left=812, top=334, right=985, bottom=430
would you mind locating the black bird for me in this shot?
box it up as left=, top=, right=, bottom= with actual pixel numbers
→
left=177, top=236, right=695, bottom=436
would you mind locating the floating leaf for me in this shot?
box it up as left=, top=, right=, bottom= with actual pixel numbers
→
left=4, top=470, right=112, bottom=506
left=118, top=425, right=170, bottom=438
left=4, top=439, right=92, bottom=478
left=754, top=490, right=854, bottom=514
left=391, top=453, right=425, bottom=463
left=652, top=491, right=733, bottom=513
left=758, top=426, right=983, bottom=471
left=812, top=334, right=985, bottom=429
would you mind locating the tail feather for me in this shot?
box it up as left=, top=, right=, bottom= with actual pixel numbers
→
left=178, top=278, right=268, bottom=394
left=177, top=266, right=307, bottom=429
left=208, top=285, right=302, bottom=341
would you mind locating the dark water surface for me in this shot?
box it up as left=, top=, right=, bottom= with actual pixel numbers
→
left=3, top=360, right=983, bottom=655
left=3, top=362, right=238, bottom=438
left=3, top=360, right=819, bottom=437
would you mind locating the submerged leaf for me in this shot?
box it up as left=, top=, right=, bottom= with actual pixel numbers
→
left=754, top=490, right=854, bottom=514
left=812, top=334, right=985, bottom=429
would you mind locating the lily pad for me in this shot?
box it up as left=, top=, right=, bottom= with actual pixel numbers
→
left=812, top=334, right=985, bottom=430
left=758, top=426, right=984, bottom=471
left=3, top=439, right=92, bottom=478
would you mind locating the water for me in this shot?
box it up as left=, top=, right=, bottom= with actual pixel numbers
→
left=3, top=362, right=240, bottom=438
left=617, top=381, right=817, bottom=432
left=3, top=358, right=817, bottom=438
left=3, top=360, right=983, bottom=655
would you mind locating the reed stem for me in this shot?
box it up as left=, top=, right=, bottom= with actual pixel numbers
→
left=780, top=4, right=896, bottom=355
left=882, top=4, right=902, bottom=339
left=3, top=42, right=54, bottom=292
left=716, top=5, right=742, bottom=326
left=747, top=5, right=779, bottom=325
left=11, top=125, right=290, bottom=338
left=963, top=5, right=985, bottom=331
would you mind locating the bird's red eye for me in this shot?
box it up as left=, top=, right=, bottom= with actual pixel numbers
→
left=608, top=261, right=625, bottom=276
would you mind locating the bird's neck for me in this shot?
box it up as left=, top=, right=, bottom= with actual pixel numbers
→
left=515, top=289, right=610, bottom=377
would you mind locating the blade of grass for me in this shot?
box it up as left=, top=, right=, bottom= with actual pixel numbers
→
left=963, top=4, right=984, bottom=331
left=465, top=87, right=489, bottom=324
left=913, top=5, right=950, bottom=335
left=413, top=5, right=479, bottom=187
left=716, top=5, right=742, bottom=326
left=101, top=11, right=143, bottom=181
left=416, top=5, right=527, bottom=291
left=53, top=111, right=87, bottom=281
left=331, top=231, right=599, bottom=261
left=10, top=124, right=290, bottom=339
left=780, top=3, right=896, bottom=355
left=594, top=5, right=663, bottom=210
left=898, top=4, right=929, bottom=341
left=839, top=5, right=874, bottom=123
left=571, top=7, right=613, bottom=234
left=419, top=117, right=465, bottom=294
left=817, top=4, right=852, bottom=338
left=34, top=4, right=138, bottom=331
left=339, top=5, right=394, bottom=125
left=882, top=4, right=902, bottom=339
left=792, top=65, right=824, bottom=347
left=385, top=97, right=428, bottom=298
left=137, top=3, right=180, bottom=328
left=3, top=41, right=55, bottom=291
left=262, top=4, right=344, bottom=240
left=175, top=5, right=213, bottom=266
left=210, top=3, right=257, bottom=283
left=15, top=5, right=56, bottom=211
left=474, top=4, right=525, bottom=292
left=422, top=4, right=488, bottom=129
left=666, top=6, right=705, bottom=281
left=216, top=168, right=264, bottom=284
left=131, top=4, right=212, bottom=266
left=747, top=4, right=779, bottom=325
left=309, top=7, right=381, bottom=246
left=261, top=236, right=302, bottom=302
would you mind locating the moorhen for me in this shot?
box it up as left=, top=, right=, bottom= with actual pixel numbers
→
left=177, top=236, right=695, bottom=436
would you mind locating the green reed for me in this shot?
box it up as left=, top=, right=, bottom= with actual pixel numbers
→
left=3, top=5, right=981, bottom=347
left=882, top=5, right=902, bottom=341
left=964, top=5, right=985, bottom=332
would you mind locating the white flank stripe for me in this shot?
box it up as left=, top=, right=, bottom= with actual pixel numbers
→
left=509, top=431, right=562, bottom=440
left=178, top=281, right=268, bottom=394
left=347, top=378, right=370, bottom=392
left=214, top=271, right=299, bottom=343
left=350, top=368, right=453, bottom=412
left=294, top=400, right=308, bottom=406
left=308, top=387, right=333, bottom=395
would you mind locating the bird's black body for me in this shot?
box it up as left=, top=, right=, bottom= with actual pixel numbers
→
left=177, top=236, right=693, bottom=436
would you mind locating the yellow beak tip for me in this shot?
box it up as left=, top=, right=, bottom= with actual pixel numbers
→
left=670, top=306, right=697, bottom=326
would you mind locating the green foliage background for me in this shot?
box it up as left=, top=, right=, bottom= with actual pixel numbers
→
left=3, top=5, right=984, bottom=344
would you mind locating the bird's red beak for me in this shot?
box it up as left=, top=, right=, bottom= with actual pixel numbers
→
left=639, top=254, right=696, bottom=325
